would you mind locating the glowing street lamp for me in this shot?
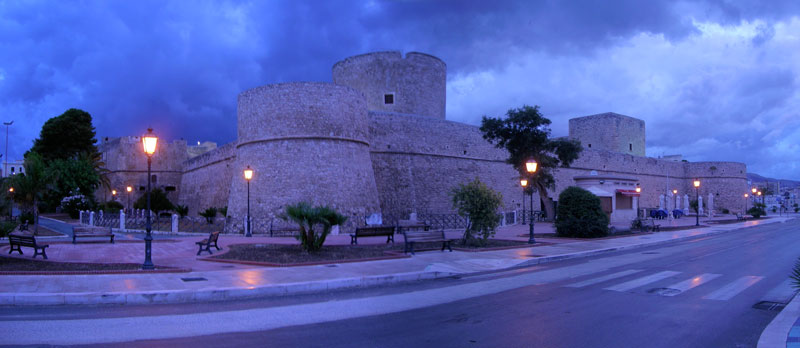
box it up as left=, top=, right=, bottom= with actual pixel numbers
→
left=693, top=179, right=701, bottom=226
left=635, top=183, right=641, bottom=193
left=141, top=128, right=158, bottom=270
left=111, top=189, right=117, bottom=201
left=244, top=165, right=254, bottom=237
left=520, top=179, right=527, bottom=224
left=525, top=159, right=537, bottom=244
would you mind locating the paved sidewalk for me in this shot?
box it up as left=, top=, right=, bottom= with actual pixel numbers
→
left=0, top=216, right=792, bottom=307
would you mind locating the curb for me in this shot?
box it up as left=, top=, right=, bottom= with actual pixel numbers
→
left=0, top=270, right=455, bottom=306
left=0, top=218, right=791, bottom=306
left=758, top=290, right=800, bottom=348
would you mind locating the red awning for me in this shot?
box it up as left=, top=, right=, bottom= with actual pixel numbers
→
left=617, top=189, right=640, bottom=197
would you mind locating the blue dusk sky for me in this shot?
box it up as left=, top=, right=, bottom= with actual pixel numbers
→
left=1, top=1, right=799, bottom=179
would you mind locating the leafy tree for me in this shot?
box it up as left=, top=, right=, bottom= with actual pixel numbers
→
left=199, top=207, right=218, bottom=224
left=480, top=105, right=582, bottom=220
left=7, top=152, right=51, bottom=235
left=29, top=108, right=98, bottom=161
left=451, top=178, right=503, bottom=246
left=554, top=186, right=609, bottom=238
left=283, top=202, right=347, bottom=252
left=133, top=188, right=174, bottom=213
left=46, top=156, right=100, bottom=209
left=791, top=257, right=800, bottom=290
left=101, top=201, right=124, bottom=214
left=219, top=206, right=228, bottom=217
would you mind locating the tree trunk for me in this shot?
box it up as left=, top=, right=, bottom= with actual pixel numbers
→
left=535, top=182, right=556, bottom=221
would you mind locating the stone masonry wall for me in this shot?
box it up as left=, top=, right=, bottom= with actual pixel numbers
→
left=178, top=142, right=236, bottom=216
left=228, top=82, right=380, bottom=234
left=368, top=111, right=527, bottom=218
left=97, top=136, right=187, bottom=206
left=569, top=112, right=646, bottom=156
left=333, top=51, right=446, bottom=119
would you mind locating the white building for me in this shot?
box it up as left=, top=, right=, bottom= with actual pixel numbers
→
left=2, top=160, right=24, bottom=178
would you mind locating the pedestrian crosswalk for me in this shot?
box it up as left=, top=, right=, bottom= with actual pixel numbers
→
left=563, top=269, right=769, bottom=301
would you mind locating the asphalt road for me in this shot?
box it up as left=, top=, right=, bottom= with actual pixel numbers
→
left=3, top=219, right=799, bottom=347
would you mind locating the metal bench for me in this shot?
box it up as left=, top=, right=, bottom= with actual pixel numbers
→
left=350, top=226, right=395, bottom=245
left=8, top=234, right=49, bottom=259
left=402, top=229, right=455, bottom=255
left=72, top=226, right=114, bottom=243
left=196, top=231, right=221, bottom=255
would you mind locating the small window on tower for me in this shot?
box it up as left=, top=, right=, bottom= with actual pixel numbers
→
left=588, top=144, right=591, bottom=148
left=384, top=94, right=394, bottom=104
left=629, top=144, right=633, bottom=151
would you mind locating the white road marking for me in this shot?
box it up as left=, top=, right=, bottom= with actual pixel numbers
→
left=702, top=276, right=764, bottom=301
left=659, top=273, right=722, bottom=296
left=564, top=269, right=643, bottom=288
left=604, top=271, right=681, bottom=292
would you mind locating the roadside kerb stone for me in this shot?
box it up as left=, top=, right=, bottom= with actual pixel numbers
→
left=758, top=282, right=800, bottom=348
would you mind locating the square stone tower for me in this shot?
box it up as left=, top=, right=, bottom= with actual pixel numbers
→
left=568, top=112, right=646, bottom=156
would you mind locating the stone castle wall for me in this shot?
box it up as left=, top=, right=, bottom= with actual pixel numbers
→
left=226, top=82, right=380, bottom=233
left=368, top=111, right=523, bottom=217
left=569, top=112, right=646, bottom=156
left=178, top=142, right=236, bottom=216
left=97, top=136, right=187, bottom=206
left=333, top=51, right=446, bottom=119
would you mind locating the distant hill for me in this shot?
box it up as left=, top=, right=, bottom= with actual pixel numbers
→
left=747, top=173, right=800, bottom=189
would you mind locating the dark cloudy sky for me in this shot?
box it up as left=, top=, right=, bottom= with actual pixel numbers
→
left=2, top=0, right=799, bottom=179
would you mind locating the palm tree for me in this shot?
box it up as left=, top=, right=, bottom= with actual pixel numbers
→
left=80, top=151, right=110, bottom=195
left=283, top=202, right=348, bottom=252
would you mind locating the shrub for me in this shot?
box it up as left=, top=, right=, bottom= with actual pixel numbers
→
left=60, top=193, right=91, bottom=219
left=283, top=202, right=347, bottom=252
left=199, top=207, right=218, bottom=224
left=133, top=188, right=174, bottom=213
left=451, top=178, right=503, bottom=246
left=219, top=206, right=228, bottom=217
left=791, top=257, right=800, bottom=290
left=174, top=204, right=189, bottom=218
left=103, top=201, right=123, bottom=214
left=771, top=206, right=777, bottom=213
left=721, top=208, right=730, bottom=214
left=0, top=221, right=17, bottom=238
left=795, top=207, right=799, bottom=213
left=748, top=203, right=766, bottom=218
left=555, top=186, right=609, bottom=238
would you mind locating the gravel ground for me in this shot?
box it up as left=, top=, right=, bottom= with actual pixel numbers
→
left=0, top=256, right=144, bottom=271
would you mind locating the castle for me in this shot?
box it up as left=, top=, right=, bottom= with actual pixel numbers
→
left=98, top=51, right=748, bottom=232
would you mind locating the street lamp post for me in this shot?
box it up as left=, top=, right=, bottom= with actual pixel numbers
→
left=525, top=159, right=538, bottom=244
left=7, top=187, right=13, bottom=221
left=744, top=193, right=749, bottom=214
left=126, top=186, right=132, bottom=214
left=141, top=128, right=158, bottom=270
left=693, top=179, right=701, bottom=226
left=3, top=121, right=12, bottom=178
left=244, top=166, right=253, bottom=237
left=520, top=178, right=528, bottom=225
left=636, top=183, right=641, bottom=217
left=111, top=189, right=117, bottom=201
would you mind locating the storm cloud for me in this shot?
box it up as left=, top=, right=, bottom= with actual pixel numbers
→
left=1, top=0, right=799, bottom=179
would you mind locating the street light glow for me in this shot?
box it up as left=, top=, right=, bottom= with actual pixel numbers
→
left=142, top=128, right=158, bottom=156
left=244, top=166, right=254, bottom=181
left=693, top=179, right=700, bottom=188
left=520, top=179, right=528, bottom=187
left=126, top=186, right=132, bottom=193
left=525, top=160, right=537, bottom=173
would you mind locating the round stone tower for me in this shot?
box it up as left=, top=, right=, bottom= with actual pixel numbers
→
left=332, top=51, right=446, bottom=119
left=228, top=82, right=380, bottom=232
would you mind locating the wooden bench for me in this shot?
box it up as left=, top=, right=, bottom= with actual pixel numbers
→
left=8, top=234, right=49, bottom=259
left=72, top=226, right=115, bottom=244
left=402, top=229, right=455, bottom=255
left=641, top=218, right=661, bottom=232
left=350, top=226, right=395, bottom=245
left=196, top=231, right=221, bottom=255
